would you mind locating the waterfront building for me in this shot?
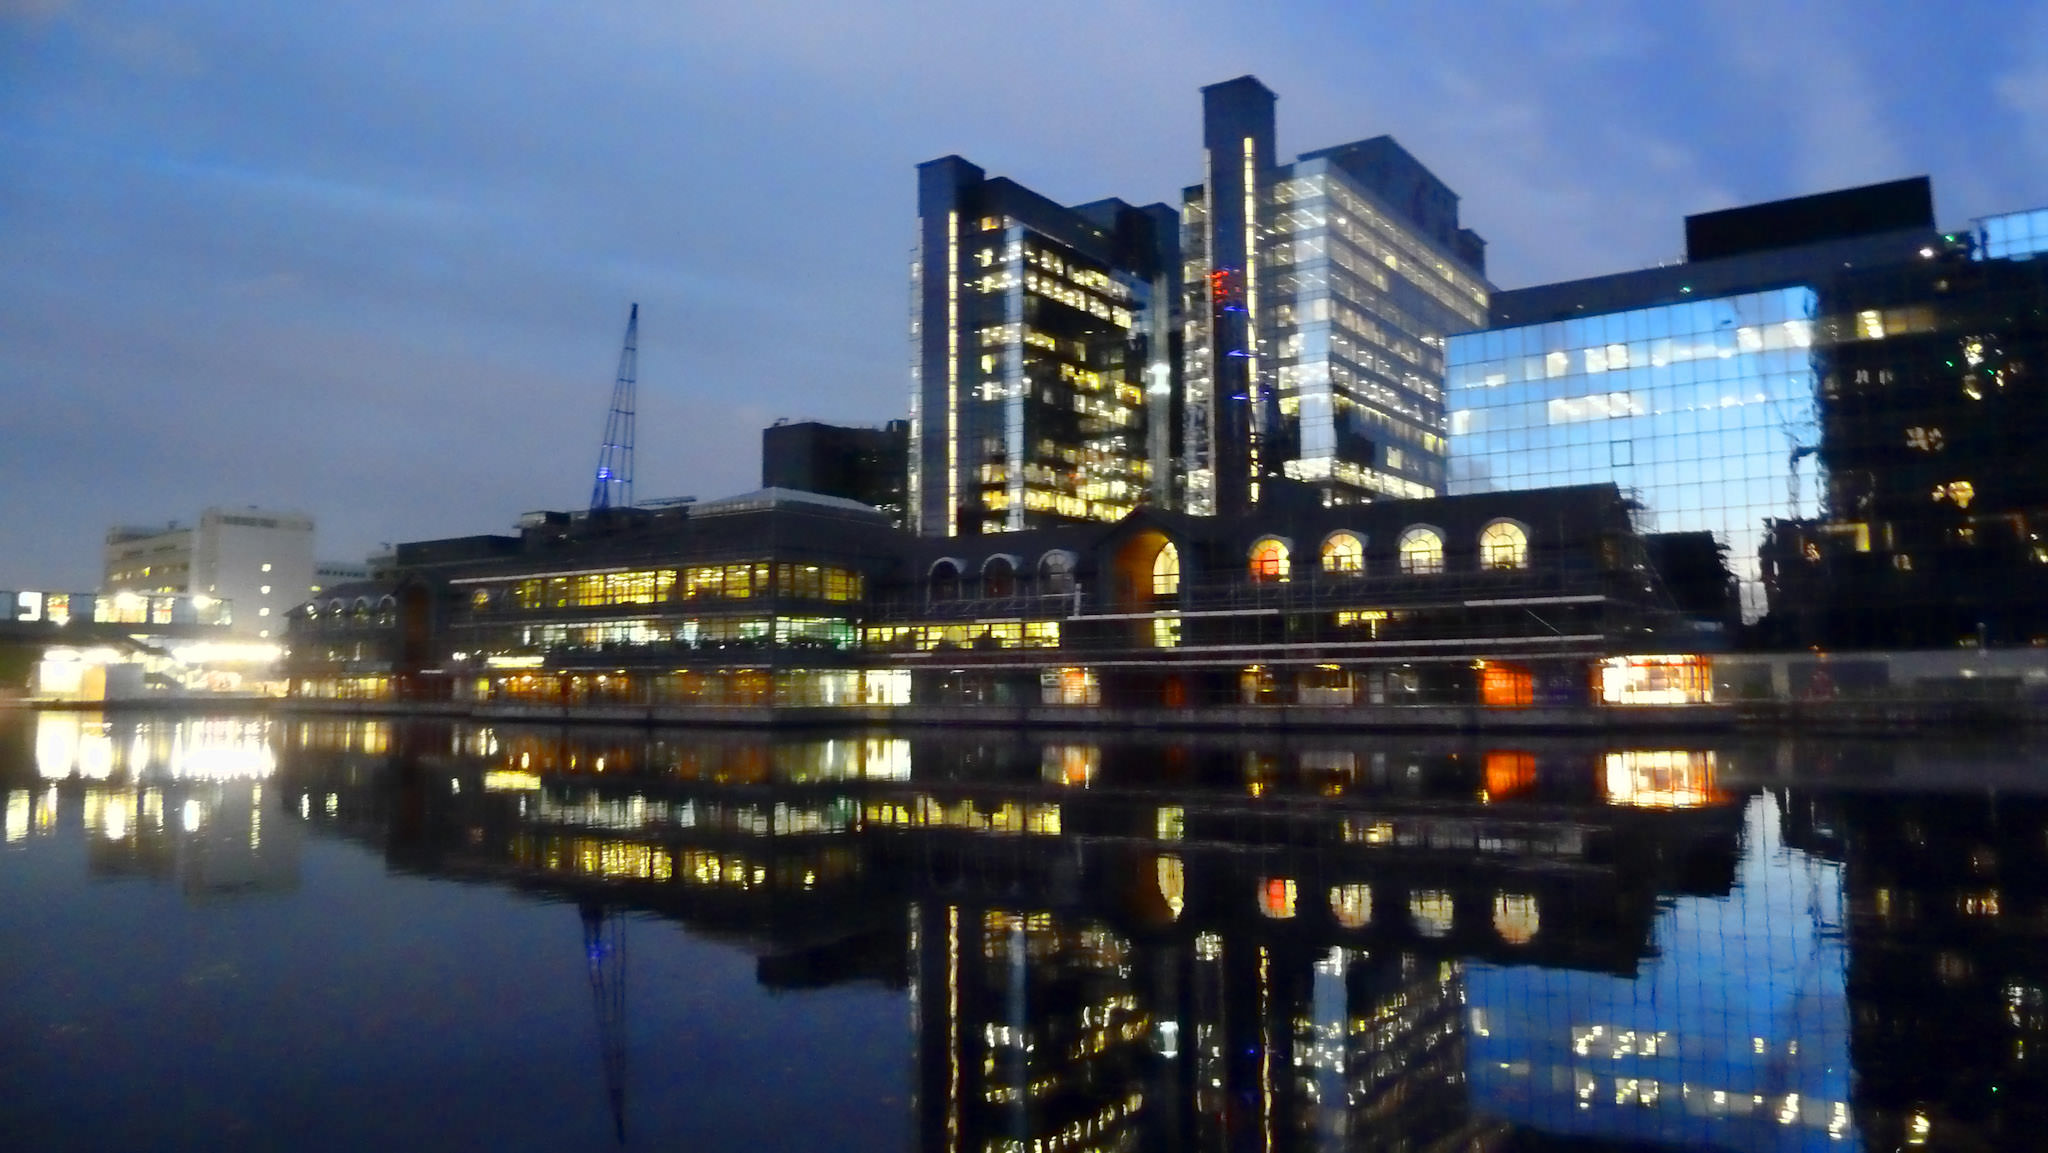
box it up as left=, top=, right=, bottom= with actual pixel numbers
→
left=1448, top=178, right=2048, bottom=645
left=909, top=158, right=1178, bottom=537
left=760, top=419, right=909, bottom=528
left=1763, top=245, right=2048, bottom=646
left=311, top=560, right=369, bottom=595
left=284, top=480, right=1709, bottom=715
left=285, top=488, right=907, bottom=706
left=104, top=507, right=316, bottom=639
left=1181, top=76, right=1490, bottom=517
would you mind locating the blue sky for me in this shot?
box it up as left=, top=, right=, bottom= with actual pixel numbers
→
left=4, top=0, right=2046, bottom=586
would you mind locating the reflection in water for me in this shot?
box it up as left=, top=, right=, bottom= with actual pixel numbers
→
left=12, top=712, right=300, bottom=898
left=7, top=715, right=2047, bottom=1150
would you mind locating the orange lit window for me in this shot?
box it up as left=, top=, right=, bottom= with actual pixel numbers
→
left=1249, top=538, right=1290, bottom=582
left=1480, top=662, right=1533, bottom=708
left=1483, top=750, right=1537, bottom=797
left=1260, top=877, right=1297, bottom=919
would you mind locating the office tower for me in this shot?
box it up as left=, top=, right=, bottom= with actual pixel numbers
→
left=1448, top=177, right=2048, bottom=644
left=1446, top=178, right=1940, bottom=626
left=103, top=507, right=316, bottom=638
left=1181, top=76, right=1489, bottom=516
left=1764, top=241, right=2048, bottom=645
left=761, top=419, right=910, bottom=529
left=908, top=158, right=1178, bottom=537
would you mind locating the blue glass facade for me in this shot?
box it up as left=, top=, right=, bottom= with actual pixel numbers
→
left=1465, top=794, right=1854, bottom=1148
left=1447, top=286, right=1822, bottom=620
left=1978, top=206, right=2048, bottom=261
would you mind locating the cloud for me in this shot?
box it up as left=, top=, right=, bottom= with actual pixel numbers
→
left=1708, top=0, right=1907, bottom=193
left=0, top=1, right=2038, bottom=587
left=1995, top=6, right=2048, bottom=176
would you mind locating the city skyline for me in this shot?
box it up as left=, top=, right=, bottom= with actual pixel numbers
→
left=6, top=1, right=2047, bottom=587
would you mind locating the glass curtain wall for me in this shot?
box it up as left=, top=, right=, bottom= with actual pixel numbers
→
left=1979, top=207, right=2048, bottom=262
left=1266, top=160, right=1487, bottom=505
left=1447, top=286, right=1822, bottom=620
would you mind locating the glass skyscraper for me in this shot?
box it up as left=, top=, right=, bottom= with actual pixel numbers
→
left=1448, top=287, right=1822, bottom=621
left=1182, top=77, right=1489, bottom=517
left=1452, top=177, right=2048, bottom=646
left=909, top=158, right=1176, bottom=538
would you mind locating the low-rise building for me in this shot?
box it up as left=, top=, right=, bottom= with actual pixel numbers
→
left=284, top=482, right=1705, bottom=719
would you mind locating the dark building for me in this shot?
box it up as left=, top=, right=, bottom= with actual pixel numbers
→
left=1182, top=77, right=1489, bottom=516
left=1762, top=250, right=2048, bottom=646
left=760, top=419, right=908, bottom=529
left=909, top=158, right=1178, bottom=538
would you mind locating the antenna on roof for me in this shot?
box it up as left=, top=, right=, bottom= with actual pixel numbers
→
left=588, top=303, right=639, bottom=512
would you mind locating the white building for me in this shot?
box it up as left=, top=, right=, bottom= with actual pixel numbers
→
left=104, top=508, right=316, bottom=639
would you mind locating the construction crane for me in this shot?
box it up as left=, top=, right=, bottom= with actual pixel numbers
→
left=588, top=304, right=640, bottom=513
left=581, top=900, right=629, bottom=1144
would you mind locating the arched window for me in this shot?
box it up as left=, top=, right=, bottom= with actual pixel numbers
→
left=929, top=560, right=961, bottom=602
left=1248, top=537, right=1290, bottom=582
left=375, top=595, right=397, bottom=627
left=1398, top=527, right=1444, bottom=575
left=351, top=597, right=372, bottom=625
left=982, top=555, right=1016, bottom=598
left=1038, top=551, right=1076, bottom=594
left=1411, top=890, right=1455, bottom=938
left=1330, top=883, right=1373, bottom=930
left=1152, top=542, right=1181, bottom=596
left=1321, top=532, right=1364, bottom=575
left=1479, top=520, right=1530, bottom=570
left=1493, top=892, right=1540, bottom=945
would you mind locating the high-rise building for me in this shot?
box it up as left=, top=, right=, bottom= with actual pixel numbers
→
left=761, top=419, right=909, bottom=528
left=103, top=507, right=315, bottom=639
left=908, top=158, right=1177, bottom=537
left=1446, top=178, right=1944, bottom=626
left=1447, top=177, right=2048, bottom=646
left=1181, top=76, right=1490, bottom=516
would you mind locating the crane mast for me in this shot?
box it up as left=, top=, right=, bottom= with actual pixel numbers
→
left=589, top=303, right=639, bottom=512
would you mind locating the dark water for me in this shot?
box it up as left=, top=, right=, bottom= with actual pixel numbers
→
left=1, top=712, right=2042, bottom=1151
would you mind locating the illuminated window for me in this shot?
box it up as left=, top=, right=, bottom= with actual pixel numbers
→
left=1321, top=531, right=1364, bottom=574
left=1249, top=537, right=1290, bottom=582
left=1330, top=884, right=1372, bottom=929
left=1152, top=542, right=1180, bottom=596
left=1493, top=893, right=1540, bottom=944
left=1411, top=890, right=1454, bottom=937
left=1398, top=526, right=1443, bottom=575
left=1479, top=662, right=1532, bottom=708
left=1151, top=616, right=1180, bottom=648
left=1479, top=521, right=1529, bottom=570
left=1259, top=877, right=1297, bottom=919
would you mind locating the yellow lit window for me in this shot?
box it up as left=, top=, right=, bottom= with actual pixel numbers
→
left=1321, top=532, right=1364, bottom=574
left=1152, top=542, right=1180, bottom=596
left=1479, top=521, right=1529, bottom=570
left=1398, top=527, right=1443, bottom=575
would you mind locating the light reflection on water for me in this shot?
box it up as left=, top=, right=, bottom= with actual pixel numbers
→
left=3, top=711, right=2045, bottom=1151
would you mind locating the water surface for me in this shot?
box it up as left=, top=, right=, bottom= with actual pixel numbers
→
left=2, top=710, right=2042, bottom=1151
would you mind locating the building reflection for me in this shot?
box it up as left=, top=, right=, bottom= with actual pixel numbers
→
left=1781, top=766, right=2048, bottom=1151
left=267, top=721, right=1928, bottom=1149
left=7, top=712, right=300, bottom=899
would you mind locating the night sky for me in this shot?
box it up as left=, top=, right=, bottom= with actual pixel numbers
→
left=4, top=0, right=2045, bottom=588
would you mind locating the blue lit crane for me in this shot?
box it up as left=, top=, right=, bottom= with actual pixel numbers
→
left=588, top=303, right=640, bottom=512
